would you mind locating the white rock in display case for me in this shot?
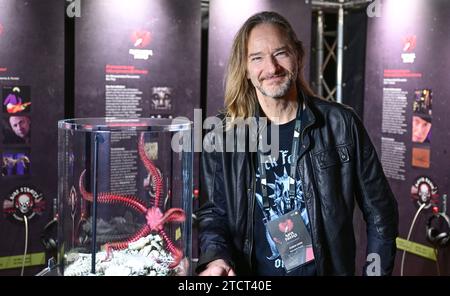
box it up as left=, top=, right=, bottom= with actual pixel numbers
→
left=57, top=118, right=193, bottom=276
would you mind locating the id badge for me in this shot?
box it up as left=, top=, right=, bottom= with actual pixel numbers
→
left=265, top=210, right=314, bottom=273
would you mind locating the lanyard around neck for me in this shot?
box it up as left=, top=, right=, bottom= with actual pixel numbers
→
left=257, top=101, right=303, bottom=220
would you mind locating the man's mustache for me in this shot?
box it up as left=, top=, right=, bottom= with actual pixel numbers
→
left=261, top=73, right=288, bottom=80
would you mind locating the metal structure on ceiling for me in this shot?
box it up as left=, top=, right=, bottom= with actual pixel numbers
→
left=312, top=0, right=373, bottom=102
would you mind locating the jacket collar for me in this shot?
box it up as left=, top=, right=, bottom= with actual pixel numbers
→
left=299, top=92, right=317, bottom=134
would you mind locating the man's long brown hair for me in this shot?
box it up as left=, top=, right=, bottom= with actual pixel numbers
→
left=224, top=11, right=314, bottom=124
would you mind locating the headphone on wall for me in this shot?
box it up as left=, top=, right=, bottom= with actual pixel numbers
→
left=426, top=212, right=450, bottom=248
left=41, top=217, right=58, bottom=251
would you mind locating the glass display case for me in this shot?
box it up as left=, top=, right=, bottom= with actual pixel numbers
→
left=57, top=118, right=192, bottom=276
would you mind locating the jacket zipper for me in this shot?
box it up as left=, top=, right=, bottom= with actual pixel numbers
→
left=248, top=152, right=256, bottom=271
left=298, top=118, right=323, bottom=274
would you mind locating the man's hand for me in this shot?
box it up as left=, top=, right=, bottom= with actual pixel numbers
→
left=198, top=259, right=236, bottom=276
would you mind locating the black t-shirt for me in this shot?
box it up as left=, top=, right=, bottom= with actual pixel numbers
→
left=2, top=130, right=26, bottom=145
left=252, top=118, right=316, bottom=276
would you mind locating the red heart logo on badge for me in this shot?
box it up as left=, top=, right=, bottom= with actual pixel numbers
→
left=278, top=219, right=294, bottom=233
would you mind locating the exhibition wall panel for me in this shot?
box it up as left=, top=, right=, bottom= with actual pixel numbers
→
left=74, top=0, right=202, bottom=262
left=0, top=0, right=64, bottom=275
left=364, top=0, right=450, bottom=275
left=75, top=0, right=201, bottom=120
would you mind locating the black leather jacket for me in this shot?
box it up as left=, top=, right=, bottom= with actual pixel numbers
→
left=196, top=96, right=399, bottom=275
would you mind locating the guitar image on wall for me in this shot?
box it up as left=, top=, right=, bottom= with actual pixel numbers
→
left=3, top=86, right=31, bottom=114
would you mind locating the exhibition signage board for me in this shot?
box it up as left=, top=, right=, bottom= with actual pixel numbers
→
left=364, top=0, right=450, bottom=275
left=73, top=0, right=201, bottom=260
left=74, top=0, right=201, bottom=120
left=0, top=0, right=64, bottom=275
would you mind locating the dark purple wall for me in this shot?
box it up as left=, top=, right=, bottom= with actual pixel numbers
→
left=0, top=0, right=64, bottom=275
left=364, top=0, right=450, bottom=275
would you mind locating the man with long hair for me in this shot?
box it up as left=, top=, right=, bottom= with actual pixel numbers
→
left=197, top=11, right=398, bottom=276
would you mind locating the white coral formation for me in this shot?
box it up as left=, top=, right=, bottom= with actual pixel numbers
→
left=64, top=234, right=178, bottom=276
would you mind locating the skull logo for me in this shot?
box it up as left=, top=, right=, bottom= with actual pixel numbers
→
left=151, top=87, right=172, bottom=110
left=418, top=183, right=431, bottom=203
left=16, top=193, right=33, bottom=214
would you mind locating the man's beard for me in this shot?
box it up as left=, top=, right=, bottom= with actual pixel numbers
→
left=253, top=68, right=297, bottom=99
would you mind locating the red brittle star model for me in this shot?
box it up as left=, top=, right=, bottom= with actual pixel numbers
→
left=78, top=133, right=185, bottom=268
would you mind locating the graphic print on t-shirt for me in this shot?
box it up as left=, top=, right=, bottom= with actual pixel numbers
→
left=255, top=149, right=310, bottom=264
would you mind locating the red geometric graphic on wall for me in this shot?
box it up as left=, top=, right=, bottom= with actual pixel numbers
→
left=131, top=30, right=151, bottom=48
left=402, top=35, right=417, bottom=52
